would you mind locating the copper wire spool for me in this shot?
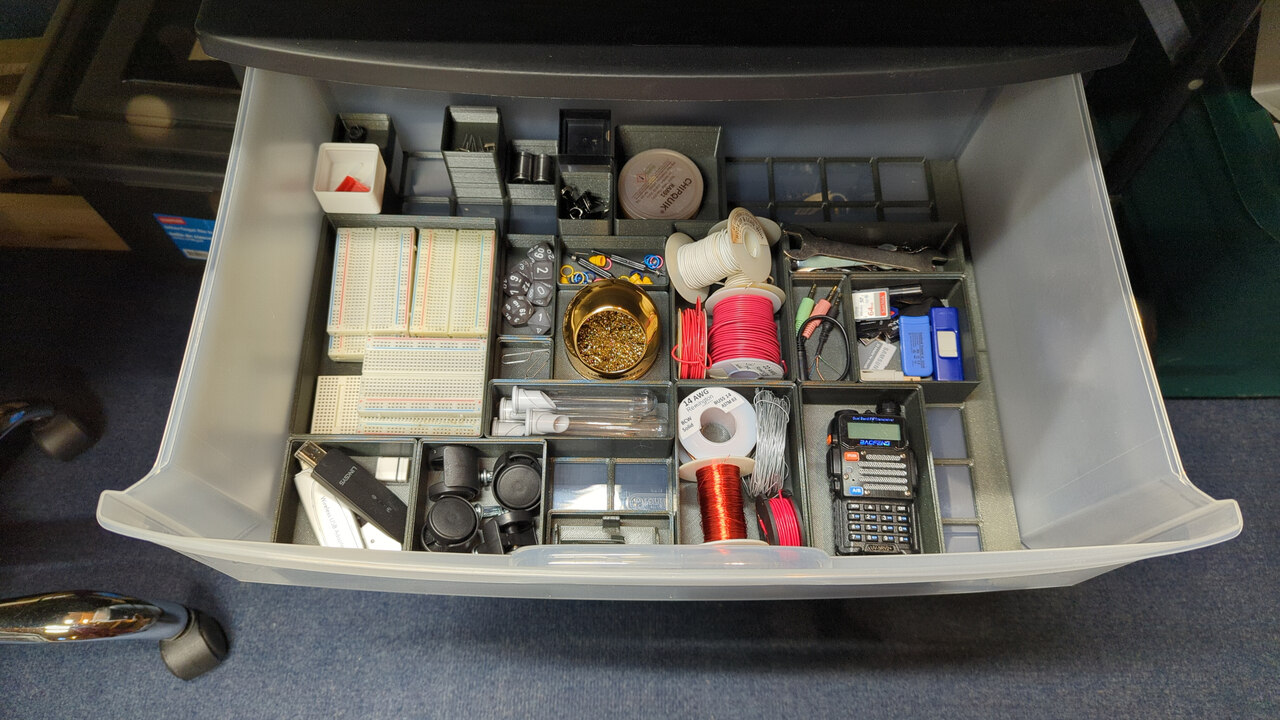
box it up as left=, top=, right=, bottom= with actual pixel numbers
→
left=695, top=463, right=748, bottom=542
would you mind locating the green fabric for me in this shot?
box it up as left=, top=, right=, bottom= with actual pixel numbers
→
left=1102, top=89, right=1280, bottom=397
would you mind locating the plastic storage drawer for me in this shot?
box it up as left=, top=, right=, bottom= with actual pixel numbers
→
left=95, top=66, right=1242, bottom=600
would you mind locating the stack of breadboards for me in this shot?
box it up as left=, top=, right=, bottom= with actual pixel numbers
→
left=312, top=226, right=495, bottom=437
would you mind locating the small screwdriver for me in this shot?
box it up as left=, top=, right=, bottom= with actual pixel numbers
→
left=793, top=285, right=818, bottom=334
left=802, top=286, right=841, bottom=339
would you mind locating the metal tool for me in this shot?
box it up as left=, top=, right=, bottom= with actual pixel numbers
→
left=782, top=223, right=957, bottom=273
left=592, top=250, right=664, bottom=276
left=568, top=251, right=616, bottom=279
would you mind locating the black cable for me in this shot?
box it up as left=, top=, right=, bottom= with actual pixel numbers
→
left=796, top=315, right=850, bottom=381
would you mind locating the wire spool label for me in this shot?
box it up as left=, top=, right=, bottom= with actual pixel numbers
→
left=728, top=208, right=766, bottom=246
left=709, top=358, right=785, bottom=380
left=678, top=387, right=757, bottom=460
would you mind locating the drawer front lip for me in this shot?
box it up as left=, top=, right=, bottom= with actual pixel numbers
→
left=196, top=0, right=1134, bottom=101
left=196, top=42, right=1133, bottom=102
left=93, top=491, right=1244, bottom=600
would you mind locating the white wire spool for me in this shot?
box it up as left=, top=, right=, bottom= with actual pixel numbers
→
left=677, top=386, right=758, bottom=460
left=666, top=208, right=782, bottom=304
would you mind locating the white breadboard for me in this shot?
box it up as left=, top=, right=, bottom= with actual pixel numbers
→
left=310, top=375, right=362, bottom=434
left=410, top=227, right=456, bottom=336
left=367, top=227, right=415, bottom=334
left=326, top=227, right=375, bottom=336
left=362, top=336, right=488, bottom=377
left=408, top=227, right=495, bottom=337
left=358, top=413, right=483, bottom=437
left=327, top=334, right=366, bottom=362
left=449, top=228, right=496, bottom=337
left=358, top=376, right=486, bottom=416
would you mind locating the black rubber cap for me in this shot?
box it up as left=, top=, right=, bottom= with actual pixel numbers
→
left=493, top=463, right=541, bottom=511
left=159, top=609, right=229, bottom=681
left=424, top=496, right=478, bottom=546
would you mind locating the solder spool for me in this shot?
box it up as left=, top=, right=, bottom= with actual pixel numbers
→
left=562, top=279, right=661, bottom=380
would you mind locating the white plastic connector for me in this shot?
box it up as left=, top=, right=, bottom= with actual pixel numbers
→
left=373, top=456, right=410, bottom=482
left=510, top=387, right=556, bottom=414
left=525, top=410, right=570, bottom=435
left=491, top=419, right=527, bottom=437
left=498, top=398, right=524, bottom=422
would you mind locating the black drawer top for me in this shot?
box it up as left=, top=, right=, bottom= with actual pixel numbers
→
left=196, top=0, right=1134, bottom=100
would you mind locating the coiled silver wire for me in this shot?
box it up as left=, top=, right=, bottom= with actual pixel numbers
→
left=749, top=390, right=790, bottom=498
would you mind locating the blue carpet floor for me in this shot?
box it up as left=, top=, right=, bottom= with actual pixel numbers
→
left=0, top=250, right=1275, bottom=718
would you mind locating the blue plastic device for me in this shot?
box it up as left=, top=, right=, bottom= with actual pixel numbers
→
left=898, top=314, right=934, bottom=377
left=930, top=307, right=964, bottom=381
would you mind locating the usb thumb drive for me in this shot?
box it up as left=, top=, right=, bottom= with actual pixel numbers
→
left=295, top=441, right=407, bottom=540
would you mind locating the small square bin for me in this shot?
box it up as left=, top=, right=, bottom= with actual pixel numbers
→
left=312, top=142, right=386, bottom=214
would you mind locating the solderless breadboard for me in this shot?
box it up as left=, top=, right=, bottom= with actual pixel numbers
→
left=326, top=227, right=375, bottom=336
left=310, top=375, right=362, bottom=434
left=449, top=228, right=495, bottom=336
left=327, top=334, right=366, bottom=362
left=367, top=227, right=415, bottom=335
left=353, top=336, right=487, bottom=434
left=410, top=227, right=456, bottom=336
left=408, top=227, right=495, bottom=337
left=357, top=376, right=486, bottom=416
left=362, top=336, right=488, bottom=377
left=358, top=413, right=483, bottom=437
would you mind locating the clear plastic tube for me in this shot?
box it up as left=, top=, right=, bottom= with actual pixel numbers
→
left=558, top=413, right=669, bottom=437
left=543, top=389, right=658, bottom=416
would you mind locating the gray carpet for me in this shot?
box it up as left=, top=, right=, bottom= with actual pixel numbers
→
left=0, top=250, right=1275, bottom=718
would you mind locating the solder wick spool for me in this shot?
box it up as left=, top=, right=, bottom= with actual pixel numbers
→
left=666, top=207, right=785, bottom=305
left=618, top=148, right=704, bottom=221
left=677, top=386, right=758, bottom=460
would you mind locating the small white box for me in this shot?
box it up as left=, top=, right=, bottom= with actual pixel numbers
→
left=312, top=142, right=386, bottom=214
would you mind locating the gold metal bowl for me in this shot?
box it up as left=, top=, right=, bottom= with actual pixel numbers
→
left=562, top=279, right=662, bottom=380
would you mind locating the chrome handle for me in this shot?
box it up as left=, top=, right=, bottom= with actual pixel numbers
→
left=0, top=591, right=188, bottom=643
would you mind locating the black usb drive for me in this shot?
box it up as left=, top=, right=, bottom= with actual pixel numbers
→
left=295, top=441, right=407, bottom=540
